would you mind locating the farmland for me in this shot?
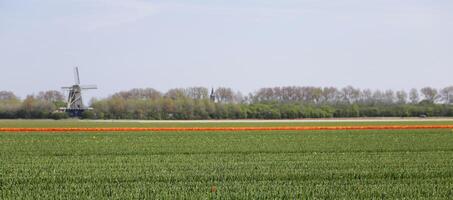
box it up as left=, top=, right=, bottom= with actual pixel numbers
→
left=1, top=120, right=453, bottom=199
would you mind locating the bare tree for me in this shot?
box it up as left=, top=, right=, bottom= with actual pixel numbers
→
left=165, top=88, right=187, bottom=100
left=186, top=87, right=209, bottom=100
left=215, top=87, right=235, bottom=103
left=22, top=95, right=55, bottom=113
left=420, top=87, right=439, bottom=103
left=305, top=87, right=322, bottom=104
left=0, top=91, right=19, bottom=101
left=383, top=90, right=396, bottom=104
left=233, top=91, right=244, bottom=103
left=440, top=86, right=453, bottom=104
left=321, top=87, right=339, bottom=104
left=372, top=90, right=384, bottom=104
left=292, top=87, right=304, bottom=102
left=113, top=88, right=161, bottom=100
left=396, top=90, right=408, bottom=104
left=37, top=90, right=64, bottom=103
left=0, top=91, right=21, bottom=112
left=253, top=88, right=273, bottom=102
left=409, top=88, right=419, bottom=104
left=359, top=89, right=373, bottom=105
left=341, top=86, right=361, bottom=104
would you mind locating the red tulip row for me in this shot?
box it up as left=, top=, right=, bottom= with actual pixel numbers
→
left=1, top=125, right=453, bottom=132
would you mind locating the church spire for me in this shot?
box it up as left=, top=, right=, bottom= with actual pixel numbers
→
left=210, top=88, right=215, bottom=102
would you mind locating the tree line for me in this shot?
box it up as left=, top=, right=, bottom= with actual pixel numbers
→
left=1, top=86, right=453, bottom=119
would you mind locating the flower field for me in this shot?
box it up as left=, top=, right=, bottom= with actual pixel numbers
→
left=1, top=124, right=453, bottom=132
left=1, top=120, right=453, bottom=199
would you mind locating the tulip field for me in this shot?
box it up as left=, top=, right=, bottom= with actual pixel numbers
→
left=1, top=120, right=453, bottom=199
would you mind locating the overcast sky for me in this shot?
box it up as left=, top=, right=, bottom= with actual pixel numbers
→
left=1, top=0, right=452, bottom=100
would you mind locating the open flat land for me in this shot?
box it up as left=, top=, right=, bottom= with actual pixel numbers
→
left=1, top=120, right=453, bottom=199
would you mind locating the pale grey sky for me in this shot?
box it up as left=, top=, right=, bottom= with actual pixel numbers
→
left=1, top=0, right=452, bottom=100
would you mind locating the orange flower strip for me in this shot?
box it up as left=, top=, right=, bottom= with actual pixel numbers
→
left=1, top=125, right=453, bottom=132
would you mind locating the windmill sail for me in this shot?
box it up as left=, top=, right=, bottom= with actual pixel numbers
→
left=74, top=67, right=81, bottom=85
left=80, top=85, right=98, bottom=89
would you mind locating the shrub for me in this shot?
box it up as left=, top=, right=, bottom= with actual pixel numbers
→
left=81, top=110, right=96, bottom=119
left=50, top=112, right=69, bottom=120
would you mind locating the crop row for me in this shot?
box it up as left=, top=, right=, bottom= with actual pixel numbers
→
left=1, top=129, right=453, bottom=199
left=2, top=124, right=453, bottom=132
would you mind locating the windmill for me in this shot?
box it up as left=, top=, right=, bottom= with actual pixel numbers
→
left=61, top=67, right=97, bottom=116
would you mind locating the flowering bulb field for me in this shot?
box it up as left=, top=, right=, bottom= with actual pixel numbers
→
left=1, top=120, right=453, bottom=199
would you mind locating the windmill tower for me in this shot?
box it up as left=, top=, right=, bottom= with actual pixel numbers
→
left=61, top=67, right=97, bottom=116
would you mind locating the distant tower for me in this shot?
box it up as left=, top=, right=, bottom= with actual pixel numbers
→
left=210, top=88, right=216, bottom=102
left=61, top=67, right=97, bottom=117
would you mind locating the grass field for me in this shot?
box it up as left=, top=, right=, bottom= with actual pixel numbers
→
left=1, top=120, right=453, bottom=199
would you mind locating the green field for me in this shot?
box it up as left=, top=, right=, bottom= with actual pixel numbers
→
left=1, top=120, right=453, bottom=199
